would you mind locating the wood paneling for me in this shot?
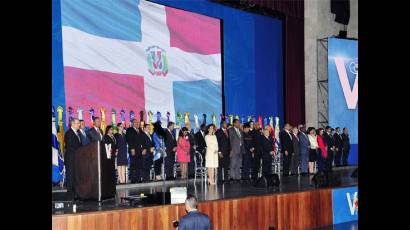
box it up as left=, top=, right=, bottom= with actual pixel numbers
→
left=52, top=188, right=333, bottom=230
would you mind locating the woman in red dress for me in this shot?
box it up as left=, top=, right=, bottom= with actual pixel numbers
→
left=316, top=128, right=328, bottom=172
left=176, top=127, right=191, bottom=179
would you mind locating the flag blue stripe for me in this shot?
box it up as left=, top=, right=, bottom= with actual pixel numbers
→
left=61, top=0, right=142, bottom=42
left=173, top=79, right=222, bottom=125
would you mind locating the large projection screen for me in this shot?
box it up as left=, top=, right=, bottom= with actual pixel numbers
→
left=60, top=0, right=222, bottom=126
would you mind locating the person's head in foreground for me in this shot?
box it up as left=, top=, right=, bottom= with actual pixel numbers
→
left=185, top=194, right=198, bottom=213
left=178, top=194, right=211, bottom=229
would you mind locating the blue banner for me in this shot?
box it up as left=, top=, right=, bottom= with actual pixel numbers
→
left=328, top=38, right=358, bottom=165
left=332, top=186, right=358, bottom=224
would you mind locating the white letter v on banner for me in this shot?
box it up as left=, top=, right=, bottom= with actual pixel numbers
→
left=334, top=57, right=358, bottom=109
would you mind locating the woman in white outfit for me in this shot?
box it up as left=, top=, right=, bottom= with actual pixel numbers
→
left=205, top=124, right=219, bottom=185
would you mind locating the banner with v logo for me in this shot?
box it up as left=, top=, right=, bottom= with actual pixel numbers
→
left=328, top=38, right=358, bottom=165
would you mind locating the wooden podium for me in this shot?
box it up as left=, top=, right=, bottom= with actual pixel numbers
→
left=74, top=141, right=116, bottom=201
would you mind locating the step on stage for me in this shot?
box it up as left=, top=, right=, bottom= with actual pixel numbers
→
left=52, top=166, right=358, bottom=230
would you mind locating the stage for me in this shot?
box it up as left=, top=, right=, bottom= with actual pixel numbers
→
left=52, top=166, right=357, bottom=230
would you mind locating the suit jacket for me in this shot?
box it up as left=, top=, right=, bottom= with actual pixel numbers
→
left=228, top=127, right=244, bottom=155
left=178, top=211, right=211, bottom=230
left=141, top=131, right=154, bottom=158
left=341, top=133, right=350, bottom=151
left=243, top=132, right=255, bottom=154
left=324, top=133, right=335, bottom=151
left=260, top=135, right=274, bottom=158
left=86, top=127, right=103, bottom=142
left=250, top=129, right=261, bottom=156
left=194, top=131, right=206, bottom=154
left=64, top=128, right=82, bottom=157
left=78, top=129, right=90, bottom=146
left=187, top=132, right=196, bottom=155
left=298, top=132, right=309, bottom=149
left=280, top=130, right=293, bottom=154
left=334, top=133, right=343, bottom=151
left=292, top=134, right=300, bottom=155
left=126, top=127, right=142, bottom=154
left=165, top=129, right=177, bottom=155
left=215, top=128, right=230, bottom=155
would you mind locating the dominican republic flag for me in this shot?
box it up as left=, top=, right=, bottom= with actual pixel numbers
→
left=52, top=113, right=65, bottom=184
left=60, top=0, right=222, bottom=126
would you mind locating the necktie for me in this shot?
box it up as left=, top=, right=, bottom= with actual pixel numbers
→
left=224, top=129, right=228, bottom=138
left=236, top=128, right=241, bottom=138
left=76, top=130, right=81, bottom=144
left=97, top=128, right=102, bottom=140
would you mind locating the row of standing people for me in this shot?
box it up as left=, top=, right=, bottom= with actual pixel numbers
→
left=64, top=116, right=351, bottom=193
left=280, top=123, right=351, bottom=177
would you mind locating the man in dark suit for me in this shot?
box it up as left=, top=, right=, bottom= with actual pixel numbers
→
left=78, top=120, right=90, bottom=146
left=260, top=126, right=275, bottom=176
left=297, top=125, right=310, bottom=175
left=324, top=126, right=336, bottom=172
left=165, top=122, right=177, bottom=180
left=141, top=124, right=154, bottom=182
left=341, top=127, right=350, bottom=166
left=126, top=119, right=142, bottom=183
left=178, top=195, right=211, bottom=230
left=86, top=117, right=103, bottom=142
left=194, top=124, right=207, bottom=165
left=228, top=119, right=244, bottom=180
left=215, top=120, right=230, bottom=183
left=333, top=127, right=343, bottom=167
left=186, top=123, right=197, bottom=178
left=280, top=123, right=293, bottom=176
left=64, top=118, right=82, bottom=196
left=250, top=123, right=262, bottom=180
left=242, top=123, right=254, bottom=180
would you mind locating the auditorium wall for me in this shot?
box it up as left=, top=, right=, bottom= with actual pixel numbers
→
left=304, top=0, right=358, bottom=128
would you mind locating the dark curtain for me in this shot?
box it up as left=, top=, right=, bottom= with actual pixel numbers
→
left=284, top=15, right=305, bottom=126
left=244, top=0, right=305, bottom=125
left=246, top=0, right=304, bottom=18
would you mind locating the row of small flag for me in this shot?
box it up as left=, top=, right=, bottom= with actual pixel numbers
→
left=53, top=106, right=281, bottom=129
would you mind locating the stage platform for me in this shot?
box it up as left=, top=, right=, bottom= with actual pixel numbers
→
left=52, top=166, right=357, bottom=230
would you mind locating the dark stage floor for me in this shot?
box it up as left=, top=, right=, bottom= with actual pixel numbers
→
left=52, top=166, right=357, bottom=215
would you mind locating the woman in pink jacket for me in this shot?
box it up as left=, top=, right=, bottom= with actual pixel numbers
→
left=176, top=127, right=191, bottom=179
left=316, top=128, right=327, bottom=172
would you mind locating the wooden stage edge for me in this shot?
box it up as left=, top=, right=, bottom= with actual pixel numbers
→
left=52, top=188, right=334, bottom=230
